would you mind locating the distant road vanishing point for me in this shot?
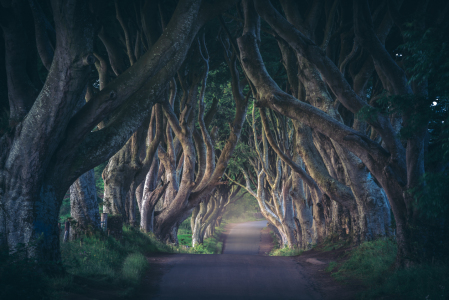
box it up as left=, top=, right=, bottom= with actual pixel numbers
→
left=142, top=221, right=322, bottom=300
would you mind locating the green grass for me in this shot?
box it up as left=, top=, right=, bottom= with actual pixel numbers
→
left=177, top=218, right=192, bottom=247
left=267, top=228, right=303, bottom=256
left=331, top=238, right=397, bottom=284
left=201, top=226, right=225, bottom=254
left=327, top=238, right=449, bottom=300
left=269, top=246, right=303, bottom=256
left=177, top=217, right=228, bottom=254
left=121, top=253, right=148, bottom=283
left=189, top=222, right=227, bottom=254
left=325, top=261, right=338, bottom=272
left=59, top=197, right=71, bottom=224
left=60, top=226, right=184, bottom=295
left=177, top=234, right=192, bottom=247
left=363, top=263, right=449, bottom=300
left=0, top=226, right=201, bottom=300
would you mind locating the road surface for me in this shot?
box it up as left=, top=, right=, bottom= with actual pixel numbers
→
left=222, top=220, right=266, bottom=254
left=145, top=221, right=322, bottom=300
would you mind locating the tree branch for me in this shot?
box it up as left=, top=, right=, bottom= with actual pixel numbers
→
left=251, top=0, right=406, bottom=167
left=354, top=0, right=411, bottom=96
left=29, top=0, right=54, bottom=71
left=115, top=0, right=136, bottom=65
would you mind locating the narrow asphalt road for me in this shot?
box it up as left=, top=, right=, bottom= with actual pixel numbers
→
left=145, top=221, right=322, bottom=300
left=222, top=220, right=266, bottom=254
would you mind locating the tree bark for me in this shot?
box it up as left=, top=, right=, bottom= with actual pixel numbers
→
left=69, top=169, right=101, bottom=231
left=0, top=0, right=238, bottom=265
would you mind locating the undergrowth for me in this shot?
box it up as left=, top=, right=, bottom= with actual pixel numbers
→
left=327, top=238, right=449, bottom=300
left=178, top=220, right=227, bottom=254
left=267, top=228, right=303, bottom=256
left=269, top=246, right=303, bottom=256
left=331, top=239, right=397, bottom=284
left=0, top=225, right=204, bottom=300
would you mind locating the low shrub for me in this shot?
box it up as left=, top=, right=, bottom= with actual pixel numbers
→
left=177, top=219, right=228, bottom=254
left=269, top=246, right=303, bottom=256
left=191, top=222, right=227, bottom=254
left=267, top=228, right=303, bottom=256
left=58, top=226, right=191, bottom=298
left=121, top=253, right=148, bottom=284
left=332, top=238, right=397, bottom=284
left=178, top=234, right=192, bottom=247
left=364, top=262, right=449, bottom=300
left=328, top=238, right=449, bottom=299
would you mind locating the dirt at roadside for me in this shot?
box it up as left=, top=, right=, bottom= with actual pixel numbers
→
left=294, top=247, right=364, bottom=300
left=259, top=225, right=275, bottom=255
left=258, top=225, right=363, bottom=299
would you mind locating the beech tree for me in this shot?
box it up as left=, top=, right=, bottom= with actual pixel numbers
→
left=151, top=31, right=250, bottom=242
left=191, top=178, right=246, bottom=246
left=235, top=0, right=448, bottom=266
left=0, top=0, right=238, bottom=265
left=1, top=0, right=447, bottom=272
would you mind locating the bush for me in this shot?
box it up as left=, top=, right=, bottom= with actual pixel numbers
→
left=332, top=238, right=397, bottom=284
left=269, top=246, right=303, bottom=256
left=121, top=253, right=148, bottom=284
left=177, top=218, right=228, bottom=254
left=178, top=234, right=192, bottom=247
left=59, top=226, right=190, bottom=297
left=365, top=263, right=449, bottom=300
left=329, top=238, right=449, bottom=299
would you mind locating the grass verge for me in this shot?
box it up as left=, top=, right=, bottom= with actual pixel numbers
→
left=266, top=227, right=303, bottom=256
left=0, top=225, right=205, bottom=300
left=327, top=238, right=449, bottom=300
left=178, top=220, right=228, bottom=254
left=269, top=246, right=303, bottom=256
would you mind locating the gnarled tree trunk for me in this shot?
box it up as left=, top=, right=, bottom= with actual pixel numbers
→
left=69, top=169, right=101, bottom=231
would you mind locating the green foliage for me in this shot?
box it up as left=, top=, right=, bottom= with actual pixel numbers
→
left=199, top=224, right=226, bottom=254
left=328, top=238, right=449, bottom=300
left=267, top=228, right=302, bottom=256
left=94, top=162, right=107, bottom=206
left=363, top=262, right=449, bottom=300
left=325, top=261, right=338, bottom=272
left=222, top=191, right=262, bottom=223
left=121, top=253, right=148, bottom=284
left=411, top=171, right=449, bottom=219
left=269, top=246, right=303, bottom=257
left=54, top=226, right=192, bottom=298
left=177, top=234, right=192, bottom=247
left=178, top=218, right=227, bottom=254
left=177, top=217, right=192, bottom=236
left=400, top=25, right=449, bottom=98
left=399, top=24, right=449, bottom=251
left=177, top=218, right=193, bottom=247
left=357, top=23, right=449, bottom=227
left=190, top=243, right=213, bottom=254
left=58, top=197, right=71, bottom=224
left=331, top=239, right=397, bottom=284
left=61, top=227, right=156, bottom=286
